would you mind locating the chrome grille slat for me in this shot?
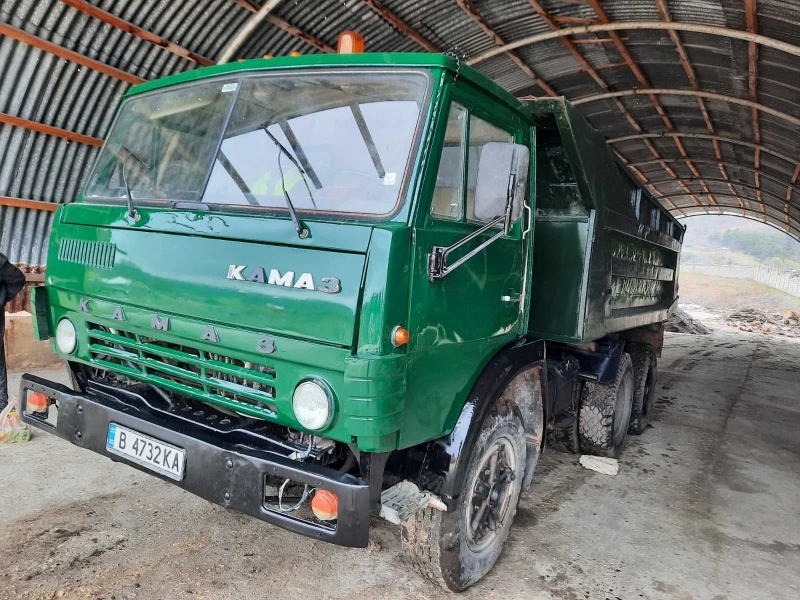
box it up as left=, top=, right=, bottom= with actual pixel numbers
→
left=87, top=324, right=277, bottom=417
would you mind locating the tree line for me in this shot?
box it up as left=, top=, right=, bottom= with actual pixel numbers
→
left=711, top=229, right=800, bottom=263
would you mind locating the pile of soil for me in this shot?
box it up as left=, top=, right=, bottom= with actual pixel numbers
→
left=665, top=308, right=712, bottom=335
left=726, top=308, right=800, bottom=336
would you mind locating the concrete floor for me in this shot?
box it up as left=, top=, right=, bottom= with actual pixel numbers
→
left=1, top=330, right=799, bottom=599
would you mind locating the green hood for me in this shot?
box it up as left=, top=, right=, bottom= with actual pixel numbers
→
left=50, top=204, right=371, bottom=348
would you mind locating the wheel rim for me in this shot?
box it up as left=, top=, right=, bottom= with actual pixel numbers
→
left=612, top=371, right=634, bottom=446
left=465, top=437, right=517, bottom=553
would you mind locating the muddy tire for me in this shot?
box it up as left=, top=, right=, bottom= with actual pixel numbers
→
left=546, top=418, right=580, bottom=454
left=627, top=343, right=658, bottom=435
left=401, top=411, right=526, bottom=592
left=578, top=353, right=635, bottom=458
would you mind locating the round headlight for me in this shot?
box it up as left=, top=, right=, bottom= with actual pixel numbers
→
left=292, top=380, right=333, bottom=430
left=56, top=318, right=77, bottom=354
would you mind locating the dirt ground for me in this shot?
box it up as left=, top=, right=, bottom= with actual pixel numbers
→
left=679, top=272, right=800, bottom=313
left=2, top=329, right=800, bottom=600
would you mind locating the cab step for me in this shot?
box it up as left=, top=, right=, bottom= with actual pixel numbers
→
left=379, top=480, right=447, bottom=525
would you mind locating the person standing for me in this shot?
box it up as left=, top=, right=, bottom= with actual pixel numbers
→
left=0, top=252, right=25, bottom=412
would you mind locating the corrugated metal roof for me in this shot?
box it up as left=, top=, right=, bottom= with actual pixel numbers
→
left=1, top=0, right=799, bottom=280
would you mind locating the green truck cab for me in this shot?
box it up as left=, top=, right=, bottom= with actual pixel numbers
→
left=21, top=53, right=683, bottom=591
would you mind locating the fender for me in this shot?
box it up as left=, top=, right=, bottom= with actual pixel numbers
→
left=408, top=337, right=548, bottom=509
left=550, top=338, right=626, bottom=384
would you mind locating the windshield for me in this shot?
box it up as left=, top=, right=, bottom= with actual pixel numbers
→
left=84, top=80, right=237, bottom=203
left=84, top=70, right=430, bottom=218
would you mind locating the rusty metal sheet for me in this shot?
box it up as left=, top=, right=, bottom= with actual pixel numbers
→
left=3, top=263, right=44, bottom=314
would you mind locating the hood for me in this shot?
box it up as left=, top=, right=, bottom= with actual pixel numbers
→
left=50, top=204, right=372, bottom=347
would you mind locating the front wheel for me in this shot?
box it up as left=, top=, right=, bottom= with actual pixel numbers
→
left=401, top=411, right=526, bottom=592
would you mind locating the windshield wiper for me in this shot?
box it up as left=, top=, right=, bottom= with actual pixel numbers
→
left=262, top=126, right=316, bottom=239
left=119, top=145, right=149, bottom=220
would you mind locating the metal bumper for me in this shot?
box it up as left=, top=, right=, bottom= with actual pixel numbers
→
left=19, top=373, right=371, bottom=548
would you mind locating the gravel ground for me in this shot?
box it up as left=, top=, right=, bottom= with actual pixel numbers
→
left=2, top=331, right=799, bottom=599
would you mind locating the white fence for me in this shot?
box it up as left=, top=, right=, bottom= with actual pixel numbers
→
left=682, top=264, right=800, bottom=298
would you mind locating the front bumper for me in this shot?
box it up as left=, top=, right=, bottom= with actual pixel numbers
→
left=19, top=374, right=371, bottom=547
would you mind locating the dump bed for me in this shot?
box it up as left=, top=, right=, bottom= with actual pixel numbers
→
left=524, top=99, right=684, bottom=344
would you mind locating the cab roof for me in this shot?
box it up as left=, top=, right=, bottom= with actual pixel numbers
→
left=125, top=52, right=524, bottom=114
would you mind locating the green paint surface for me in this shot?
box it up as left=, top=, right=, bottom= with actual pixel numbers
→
left=40, top=55, right=682, bottom=452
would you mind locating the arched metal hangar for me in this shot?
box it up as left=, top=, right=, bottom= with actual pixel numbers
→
left=1, top=0, right=799, bottom=311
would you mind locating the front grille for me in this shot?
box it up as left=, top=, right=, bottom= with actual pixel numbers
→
left=58, top=239, right=116, bottom=269
left=87, top=324, right=277, bottom=418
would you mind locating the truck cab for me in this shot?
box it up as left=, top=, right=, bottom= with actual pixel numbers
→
left=21, top=51, right=682, bottom=592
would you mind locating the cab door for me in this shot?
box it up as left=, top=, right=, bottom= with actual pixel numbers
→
left=400, top=85, right=533, bottom=447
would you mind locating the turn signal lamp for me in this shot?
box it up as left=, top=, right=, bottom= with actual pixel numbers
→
left=27, top=392, right=49, bottom=414
left=392, top=326, right=410, bottom=347
left=289, top=50, right=302, bottom=57
left=312, top=489, right=339, bottom=521
left=262, top=53, right=274, bottom=59
left=337, top=31, right=364, bottom=54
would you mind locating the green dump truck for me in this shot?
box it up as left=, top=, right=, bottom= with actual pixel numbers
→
left=21, top=52, right=683, bottom=591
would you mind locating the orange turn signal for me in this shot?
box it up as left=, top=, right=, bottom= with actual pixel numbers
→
left=392, top=326, right=410, bottom=347
left=288, top=50, right=302, bottom=57
left=337, top=31, right=364, bottom=54
left=27, top=391, right=49, bottom=413
left=311, top=489, right=339, bottom=521
left=262, top=53, right=274, bottom=59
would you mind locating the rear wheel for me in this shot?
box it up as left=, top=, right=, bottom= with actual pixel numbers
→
left=546, top=417, right=581, bottom=454
left=627, top=343, right=658, bottom=435
left=401, top=411, right=526, bottom=591
left=578, top=353, right=635, bottom=458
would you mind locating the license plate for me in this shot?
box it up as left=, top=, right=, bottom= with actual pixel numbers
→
left=106, top=423, right=186, bottom=481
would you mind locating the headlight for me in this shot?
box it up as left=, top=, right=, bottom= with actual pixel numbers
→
left=55, top=318, right=77, bottom=354
left=292, top=380, right=333, bottom=430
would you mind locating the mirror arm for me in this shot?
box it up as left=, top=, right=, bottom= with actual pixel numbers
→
left=503, top=170, right=517, bottom=235
left=428, top=213, right=507, bottom=281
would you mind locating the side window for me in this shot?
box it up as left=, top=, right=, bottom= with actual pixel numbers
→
left=430, top=103, right=467, bottom=220
left=430, top=103, right=516, bottom=224
left=467, top=115, right=514, bottom=222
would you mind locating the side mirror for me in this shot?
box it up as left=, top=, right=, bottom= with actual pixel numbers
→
left=473, top=142, right=530, bottom=232
left=427, top=142, right=530, bottom=281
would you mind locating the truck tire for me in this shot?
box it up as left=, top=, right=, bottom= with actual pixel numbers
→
left=546, top=419, right=580, bottom=454
left=401, top=411, right=526, bottom=592
left=627, top=343, right=658, bottom=435
left=578, top=353, right=634, bottom=458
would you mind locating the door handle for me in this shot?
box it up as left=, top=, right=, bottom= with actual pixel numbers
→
left=522, top=203, right=532, bottom=238
left=502, top=293, right=522, bottom=303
